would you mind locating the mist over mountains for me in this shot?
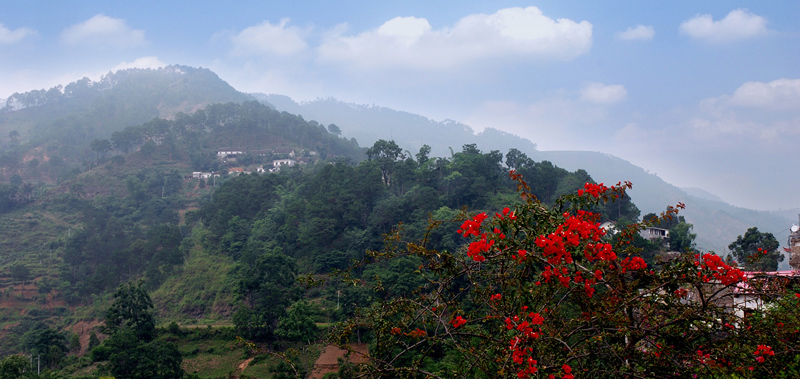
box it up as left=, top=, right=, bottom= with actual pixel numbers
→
left=0, top=65, right=793, bottom=267
left=253, top=93, right=795, bottom=266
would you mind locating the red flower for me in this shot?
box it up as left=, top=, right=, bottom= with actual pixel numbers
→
left=450, top=315, right=467, bottom=328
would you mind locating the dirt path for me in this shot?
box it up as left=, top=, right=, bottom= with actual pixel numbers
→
left=232, top=357, right=254, bottom=379
left=309, top=344, right=369, bottom=379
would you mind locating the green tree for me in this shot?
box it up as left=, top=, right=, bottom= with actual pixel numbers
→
left=22, top=325, right=66, bottom=369
left=88, top=331, right=100, bottom=350
left=0, top=355, right=34, bottom=379
left=69, top=332, right=81, bottom=354
left=366, top=139, right=404, bottom=187
left=106, top=330, right=184, bottom=379
left=9, top=262, right=29, bottom=284
left=276, top=300, right=319, bottom=342
left=328, top=123, right=342, bottom=135
left=669, top=221, right=697, bottom=252
left=90, top=139, right=112, bottom=162
left=729, top=227, right=783, bottom=271
left=99, top=282, right=185, bottom=379
left=234, top=251, right=298, bottom=340
left=104, top=281, right=156, bottom=342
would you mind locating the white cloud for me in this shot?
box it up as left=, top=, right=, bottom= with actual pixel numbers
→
left=0, top=23, right=36, bottom=45
left=728, top=79, right=800, bottom=110
left=60, top=14, right=146, bottom=48
left=690, top=79, right=800, bottom=141
left=318, top=6, right=592, bottom=70
left=679, top=9, right=769, bottom=43
left=110, top=56, right=166, bottom=72
left=616, top=25, right=654, bottom=41
left=580, top=83, right=627, bottom=104
left=229, top=18, right=308, bottom=56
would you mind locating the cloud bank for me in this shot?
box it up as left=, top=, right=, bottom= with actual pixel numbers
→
left=229, top=18, right=309, bottom=57
left=60, top=14, right=146, bottom=48
left=317, top=6, right=592, bottom=70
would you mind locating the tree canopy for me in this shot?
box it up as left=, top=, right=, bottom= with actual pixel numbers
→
left=729, top=227, right=783, bottom=271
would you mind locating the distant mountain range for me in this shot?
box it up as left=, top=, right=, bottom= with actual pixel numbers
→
left=0, top=65, right=792, bottom=268
left=254, top=94, right=795, bottom=268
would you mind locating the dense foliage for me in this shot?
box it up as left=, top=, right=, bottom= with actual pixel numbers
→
left=93, top=281, right=185, bottom=379
left=329, top=174, right=800, bottom=378
left=728, top=227, right=783, bottom=271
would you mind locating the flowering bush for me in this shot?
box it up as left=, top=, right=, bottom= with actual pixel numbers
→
left=332, top=172, right=800, bottom=378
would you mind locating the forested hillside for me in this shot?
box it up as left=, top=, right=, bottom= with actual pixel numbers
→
left=0, top=78, right=646, bottom=377
left=258, top=94, right=794, bottom=264
left=3, top=66, right=772, bottom=378
left=0, top=66, right=253, bottom=186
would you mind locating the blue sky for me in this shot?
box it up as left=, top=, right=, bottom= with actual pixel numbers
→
left=2, top=1, right=799, bottom=211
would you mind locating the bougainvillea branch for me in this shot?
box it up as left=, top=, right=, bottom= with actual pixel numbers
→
left=331, top=172, right=800, bottom=378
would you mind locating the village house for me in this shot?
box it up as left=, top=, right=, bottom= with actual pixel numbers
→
left=272, top=148, right=296, bottom=159
left=217, top=149, right=244, bottom=160
left=191, top=171, right=220, bottom=180
left=640, top=226, right=668, bottom=241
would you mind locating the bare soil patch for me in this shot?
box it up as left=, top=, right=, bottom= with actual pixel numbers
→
left=310, top=343, right=369, bottom=379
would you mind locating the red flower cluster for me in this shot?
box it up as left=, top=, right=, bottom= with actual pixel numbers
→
left=506, top=308, right=546, bottom=378
left=534, top=211, right=605, bottom=265
left=495, top=207, right=515, bottom=221
left=459, top=212, right=497, bottom=262
left=754, top=344, right=774, bottom=363
left=467, top=235, right=494, bottom=262
left=694, top=253, right=745, bottom=285
left=510, top=343, right=538, bottom=378
left=577, top=182, right=609, bottom=198
left=450, top=315, right=467, bottom=328
left=620, top=256, right=647, bottom=272
left=458, top=212, right=488, bottom=237
left=561, top=364, right=574, bottom=379
left=583, top=242, right=616, bottom=262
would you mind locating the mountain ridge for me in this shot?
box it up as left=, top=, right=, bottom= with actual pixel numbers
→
left=0, top=65, right=791, bottom=267
left=254, top=93, right=794, bottom=267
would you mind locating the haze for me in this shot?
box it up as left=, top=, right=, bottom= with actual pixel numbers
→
left=2, top=1, right=799, bottom=211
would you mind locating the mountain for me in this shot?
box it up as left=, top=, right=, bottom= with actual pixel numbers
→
left=0, top=65, right=257, bottom=184
left=251, top=94, right=537, bottom=159
left=0, top=65, right=253, bottom=151
left=1, top=65, right=792, bottom=261
left=682, top=187, right=726, bottom=203
left=256, top=94, right=794, bottom=266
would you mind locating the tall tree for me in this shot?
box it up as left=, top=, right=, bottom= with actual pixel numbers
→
left=234, top=251, right=298, bottom=340
left=728, top=227, right=783, bottom=271
left=104, top=280, right=156, bottom=342
left=669, top=222, right=697, bottom=252
left=366, top=139, right=404, bottom=187
left=100, top=281, right=185, bottom=379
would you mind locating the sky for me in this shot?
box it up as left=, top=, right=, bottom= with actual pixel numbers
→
left=1, top=1, right=799, bottom=211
